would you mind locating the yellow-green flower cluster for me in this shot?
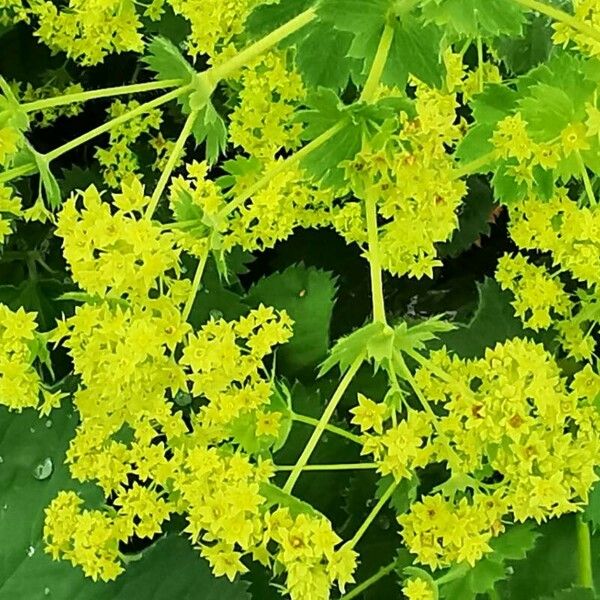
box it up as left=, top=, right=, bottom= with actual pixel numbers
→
left=509, top=189, right=600, bottom=287
left=402, top=576, right=436, bottom=600
left=266, top=509, right=358, bottom=600
left=399, top=491, right=507, bottom=568
left=412, top=339, right=600, bottom=540
left=229, top=52, right=305, bottom=160
left=0, top=124, right=21, bottom=167
left=339, top=86, right=467, bottom=279
left=491, top=112, right=592, bottom=188
left=496, top=253, right=572, bottom=330
left=44, top=490, right=128, bottom=581
left=553, top=0, right=600, bottom=56
left=181, top=305, right=293, bottom=435
left=361, top=409, right=434, bottom=481
left=0, top=0, right=27, bottom=25
left=33, top=0, right=145, bottom=65
left=0, top=304, right=41, bottom=412
left=349, top=338, right=600, bottom=571
left=226, top=163, right=334, bottom=252
left=95, top=100, right=163, bottom=188
left=0, top=183, right=21, bottom=244
left=169, top=0, right=269, bottom=59
left=55, top=184, right=180, bottom=299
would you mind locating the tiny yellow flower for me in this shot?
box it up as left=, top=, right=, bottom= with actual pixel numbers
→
left=350, top=393, right=387, bottom=434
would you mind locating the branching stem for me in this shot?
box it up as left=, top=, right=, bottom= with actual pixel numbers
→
left=283, top=357, right=363, bottom=494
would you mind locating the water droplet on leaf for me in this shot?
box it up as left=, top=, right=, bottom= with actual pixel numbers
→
left=33, top=457, right=53, bottom=480
left=45, top=420, right=52, bottom=428
left=27, top=546, right=35, bottom=557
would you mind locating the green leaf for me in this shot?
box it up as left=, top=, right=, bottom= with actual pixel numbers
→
left=186, top=257, right=248, bottom=330
left=494, top=15, right=553, bottom=75
left=419, top=0, right=526, bottom=38
left=191, top=102, right=228, bottom=165
left=1, top=535, right=251, bottom=600
left=228, top=381, right=293, bottom=455
left=30, top=150, right=61, bottom=209
left=441, top=278, right=526, bottom=359
left=298, top=90, right=413, bottom=187
left=440, top=177, right=496, bottom=258
left=584, top=480, right=600, bottom=533
left=489, top=523, right=541, bottom=561
left=375, top=474, right=418, bottom=515
left=497, top=516, right=600, bottom=599
left=0, top=403, right=101, bottom=593
left=517, top=84, right=575, bottom=142
left=319, top=1, right=445, bottom=88
left=539, top=588, right=596, bottom=600
left=319, top=321, right=392, bottom=375
left=259, top=482, right=319, bottom=517
left=246, top=0, right=358, bottom=90
left=246, top=265, right=337, bottom=375
left=143, top=36, right=195, bottom=83
left=0, top=279, right=70, bottom=332
left=441, top=524, right=539, bottom=600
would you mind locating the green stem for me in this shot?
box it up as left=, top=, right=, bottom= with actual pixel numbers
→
left=275, top=463, right=377, bottom=472
left=341, top=559, right=399, bottom=600
left=145, top=110, right=198, bottom=220
left=360, top=23, right=395, bottom=103
left=209, top=8, right=317, bottom=81
left=43, top=85, right=192, bottom=164
left=452, top=151, right=496, bottom=180
left=217, top=121, right=345, bottom=220
left=365, top=189, right=387, bottom=324
left=477, top=38, right=484, bottom=93
left=291, top=412, right=363, bottom=445
left=0, top=162, right=37, bottom=184
left=576, top=150, right=597, bottom=206
left=21, top=79, right=183, bottom=113
left=283, top=357, right=363, bottom=494
left=349, top=480, right=397, bottom=548
left=182, top=248, right=210, bottom=321
left=576, top=514, right=594, bottom=589
left=513, top=0, right=600, bottom=45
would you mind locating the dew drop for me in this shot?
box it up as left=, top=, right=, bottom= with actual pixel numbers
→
left=44, top=587, right=51, bottom=596
left=27, top=546, right=35, bottom=557
left=33, top=457, right=53, bottom=481
left=0, top=456, right=4, bottom=464
left=29, top=427, right=36, bottom=434
left=209, top=309, right=223, bottom=320
left=45, top=420, right=52, bottom=428
left=2, top=504, right=8, bottom=510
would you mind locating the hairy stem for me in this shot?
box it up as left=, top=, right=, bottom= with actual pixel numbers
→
left=182, top=248, right=210, bottom=321
left=283, top=357, right=363, bottom=493
left=209, top=8, right=317, bottom=81
left=341, top=559, right=400, bottom=599
left=21, top=79, right=183, bottom=113
left=145, top=110, right=198, bottom=220
left=360, top=23, right=396, bottom=103
left=291, top=412, right=363, bottom=445
left=576, top=514, right=594, bottom=590
left=365, top=189, right=387, bottom=324
left=349, top=480, right=397, bottom=548
left=275, top=463, right=377, bottom=472
left=513, top=0, right=600, bottom=45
